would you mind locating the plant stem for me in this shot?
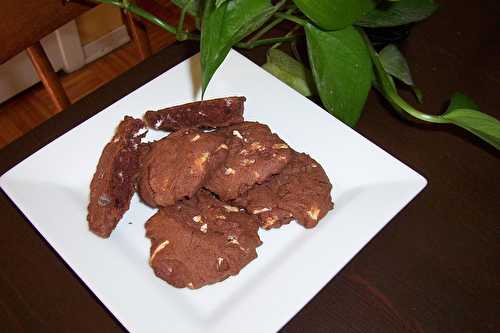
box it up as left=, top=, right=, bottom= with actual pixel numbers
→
left=361, top=30, right=447, bottom=124
left=177, top=0, right=194, bottom=40
left=89, top=0, right=201, bottom=40
left=271, top=24, right=301, bottom=50
left=245, top=3, right=295, bottom=45
left=236, top=35, right=301, bottom=49
left=274, top=12, right=308, bottom=26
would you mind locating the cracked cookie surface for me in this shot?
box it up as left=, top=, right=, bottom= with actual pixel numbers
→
left=205, top=122, right=292, bottom=201
left=138, top=129, right=228, bottom=207
left=234, top=153, right=333, bottom=229
left=145, top=189, right=261, bottom=289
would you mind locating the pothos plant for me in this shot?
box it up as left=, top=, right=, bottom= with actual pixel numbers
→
left=89, top=0, right=500, bottom=150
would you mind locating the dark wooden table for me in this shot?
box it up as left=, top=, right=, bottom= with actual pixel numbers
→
left=1, top=1, right=499, bottom=332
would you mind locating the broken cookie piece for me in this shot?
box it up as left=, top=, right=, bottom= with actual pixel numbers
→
left=234, top=153, right=333, bottom=229
left=144, top=96, right=246, bottom=131
left=138, top=129, right=228, bottom=207
left=145, top=189, right=261, bottom=289
left=87, top=116, right=148, bottom=238
left=205, top=122, right=293, bottom=201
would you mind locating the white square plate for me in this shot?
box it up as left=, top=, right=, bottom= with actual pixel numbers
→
left=0, top=50, right=426, bottom=332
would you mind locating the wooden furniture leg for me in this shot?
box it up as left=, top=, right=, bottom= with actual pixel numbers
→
left=123, top=10, right=152, bottom=60
left=26, top=41, right=71, bottom=111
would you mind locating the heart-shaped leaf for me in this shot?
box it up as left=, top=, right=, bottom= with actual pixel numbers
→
left=293, top=0, right=376, bottom=31
left=305, top=24, right=373, bottom=126
left=357, top=0, right=439, bottom=28
left=201, top=0, right=275, bottom=95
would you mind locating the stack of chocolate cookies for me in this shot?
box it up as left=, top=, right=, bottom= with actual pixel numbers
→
left=87, top=96, right=333, bottom=289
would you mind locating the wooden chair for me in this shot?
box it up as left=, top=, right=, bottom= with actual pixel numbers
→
left=0, top=0, right=154, bottom=112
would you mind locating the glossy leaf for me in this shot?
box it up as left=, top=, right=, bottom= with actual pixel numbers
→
left=201, top=0, right=275, bottom=94
left=262, top=49, right=317, bottom=97
left=442, top=108, right=500, bottom=149
left=171, top=0, right=201, bottom=17
left=357, top=0, right=438, bottom=28
left=305, top=24, right=373, bottom=126
left=379, top=44, right=424, bottom=103
left=379, top=44, right=414, bottom=86
left=366, top=34, right=500, bottom=150
left=293, top=0, right=376, bottom=30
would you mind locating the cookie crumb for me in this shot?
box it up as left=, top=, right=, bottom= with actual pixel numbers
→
left=200, top=223, right=208, bottom=233
left=193, top=215, right=203, bottom=223
left=190, top=134, right=201, bottom=142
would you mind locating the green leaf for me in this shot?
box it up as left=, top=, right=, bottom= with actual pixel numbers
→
left=365, top=33, right=500, bottom=150
left=201, top=0, right=275, bottom=95
left=305, top=24, right=373, bottom=126
left=292, top=0, right=376, bottom=30
left=379, top=44, right=426, bottom=103
left=442, top=108, right=500, bottom=149
left=379, top=44, right=414, bottom=86
left=356, top=0, right=439, bottom=28
left=446, top=92, right=480, bottom=113
left=262, top=49, right=317, bottom=97
left=171, top=0, right=201, bottom=17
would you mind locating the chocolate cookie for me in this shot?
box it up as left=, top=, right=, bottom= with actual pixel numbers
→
left=145, top=189, right=261, bottom=289
left=87, top=116, right=148, bottom=238
left=234, top=153, right=333, bottom=229
left=138, top=129, right=228, bottom=207
left=205, top=122, right=293, bottom=201
left=144, top=96, right=246, bottom=131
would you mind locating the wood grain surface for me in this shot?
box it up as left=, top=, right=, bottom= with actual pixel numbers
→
left=0, top=0, right=499, bottom=332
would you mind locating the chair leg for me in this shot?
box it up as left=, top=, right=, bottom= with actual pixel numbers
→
left=26, top=42, right=70, bottom=111
left=123, top=10, right=152, bottom=60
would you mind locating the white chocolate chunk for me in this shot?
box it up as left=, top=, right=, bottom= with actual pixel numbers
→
left=224, top=167, right=236, bottom=175
left=252, top=208, right=271, bottom=214
left=232, top=130, right=243, bottom=139
left=240, top=159, right=256, bottom=166
left=149, top=240, right=170, bottom=265
left=307, top=207, right=321, bottom=221
left=223, top=205, right=240, bottom=212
